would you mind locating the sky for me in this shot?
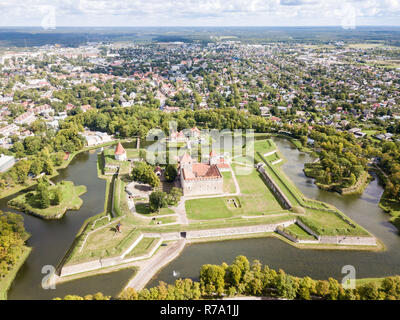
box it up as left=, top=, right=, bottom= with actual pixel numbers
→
left=0, top=0, right=400, bottom=28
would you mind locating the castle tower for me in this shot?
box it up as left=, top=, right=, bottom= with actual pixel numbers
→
left=209, top=150, right=218, bottom=165
left=114, top=142, right=127, bottom=161
left=180, top=153, right=193, bottom=172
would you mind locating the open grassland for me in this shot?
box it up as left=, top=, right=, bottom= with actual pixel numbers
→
left=222, top=171, right=236, bottom=193
left=135, top=203, right=174, bottom=217
left=124, top=237, right=159, bottom=258
left=282, top=223, right=316, bottom=241
left=65, top=214, right=142, bottom=264
left=150, top=216, right=177, bottom=225
left=300, top=208, right=370, bottom=236
left=186, top=165, right=283, bottom=220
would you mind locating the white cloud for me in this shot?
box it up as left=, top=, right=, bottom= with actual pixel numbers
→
left=0, top=0, right=399, bottom=26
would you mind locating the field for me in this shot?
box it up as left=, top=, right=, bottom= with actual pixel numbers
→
left=282, top=223, right=316, bottom=241
left=124, top=237, right=160, bottom=258
left=135, top=203, right=174, bottom=216
left=149, top=216, right=177, bottom=225
left=186, top=165, right=283, bottom=220
left=222, top=171, right=236, bottom=193
left=347, top=43, right=385, bottom=49
left=299, top=208, right=370, bottom=236
left=66, top=215, right=142, bottom=264
left=8, top=181, right=87, bottom=219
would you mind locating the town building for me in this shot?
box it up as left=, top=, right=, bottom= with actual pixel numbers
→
left=179, top=151, right=224, bottom=196
left=115, top=142, right=127, bottom=161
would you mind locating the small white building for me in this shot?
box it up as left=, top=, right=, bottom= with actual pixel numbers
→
left=114, top=142, right=127, bottom=161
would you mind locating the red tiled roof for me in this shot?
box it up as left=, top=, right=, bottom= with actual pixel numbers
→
left=217, top=163, right=230, bottom=169
left=180, top=153, right=192, bottom=163
left=209, top=150, right=217, bottom=157
left=182, top=163, right=221, bottom=181
left=115, top=142, right=126, bottom=155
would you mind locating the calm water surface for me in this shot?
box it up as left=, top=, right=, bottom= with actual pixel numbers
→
left=3, top=138, right=400, bottom=299
left=148, top=137, right=400, bottom=287
left=1, top=150, right=135, bottom=300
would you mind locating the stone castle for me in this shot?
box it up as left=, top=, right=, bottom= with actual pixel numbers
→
left=179, top=151, right=229, bottom=196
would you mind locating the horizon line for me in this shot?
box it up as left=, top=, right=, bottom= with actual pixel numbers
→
left=1, top=25, right=400, bottom=28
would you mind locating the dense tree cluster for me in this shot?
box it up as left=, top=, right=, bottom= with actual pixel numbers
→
left=380, top=141, right=400, bottom=200
left=57, top=255, right=400, bottom=300
left=149, top=187, right=182, bottom=212
left=0, top=211, right=29, bottom=279
left=131, top=162, right=160, bottom=188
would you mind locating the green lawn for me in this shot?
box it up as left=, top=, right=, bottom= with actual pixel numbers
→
left=299, top=208, right=370, bottom=236
left=126, top=149, right=140, bottom=158
left=149, top=216, right=177, bottom=225
left=286, top=223, right=313, bottom=237
left=186, top=197, right=235, bottom=220
left=124, top=237, right=160, bottom=258
left=66, top=215, right=142, bottom=264
left=8, top=181, right=87, bottom=219
left=135, top=203, right=175, bottom=216
left=283, top=223, right=316, bottom=241
left=103, top=148, right=132, bottom=175
left=186, top=165, right=283, bottom=220
left=222, top=171, right=236, bottom=193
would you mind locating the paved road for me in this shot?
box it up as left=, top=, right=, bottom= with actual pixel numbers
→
left=125, top=239, right=187, bottom=291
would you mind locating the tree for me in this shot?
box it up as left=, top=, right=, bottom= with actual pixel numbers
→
left=275, top=270, right=296, bottom=299
left=167, top=187, right=182, bottom=206
left=52, top=186, right=63, bottom=205
left=149, top=191, right=167, bottom=212
left=298, top=276, right=316, bottom=300
left=200, top=264, right=225, bottom=296
left=0, top=211, right=27, bottom=278
left=164, top=164, right=178, bottom=182
left=315, top=280, right=330, bottom=297
left=12, top=160, right=31, bottom=184
left=225, top=264, right=241, bottom=288
left=132, top=162, right=160, bottom=188
left=37, top=182, right=50, bottom=209
left=357, top=282, right=381, bottom=300
left=327, top=278, right=342, bottom=300
left=233, top=255, right=250, bottom=280
left=119, top=288, right=138, bottom=300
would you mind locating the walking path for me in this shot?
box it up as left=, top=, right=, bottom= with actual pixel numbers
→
left=172, top=200, right=189, bottom=225
left=127, top=194, right=180, bottom=225
left=126, top=239, right=187, bottom=291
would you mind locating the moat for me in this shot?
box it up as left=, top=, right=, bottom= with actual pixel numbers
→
left=2, top=138, right=400, bottom=299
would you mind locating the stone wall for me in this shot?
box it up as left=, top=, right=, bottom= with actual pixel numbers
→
left=296, top=219, right=321, bottom=240
left=319, top=235, right=377, bottom=246
left=185, top=221, right=295, bottom=239
left=276, top=228, right=298, bottom=243
left=121, top=234, right=144, bottom=259
left=181, top=174, right=223, bottom=196
left=257, top=165, right=292, bottom=209
left=122, top=238, right=163, bottom=264
left=60, top=259, right=102, bottom=277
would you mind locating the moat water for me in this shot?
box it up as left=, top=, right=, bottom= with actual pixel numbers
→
left=2, top=138, right=400, bottom=299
